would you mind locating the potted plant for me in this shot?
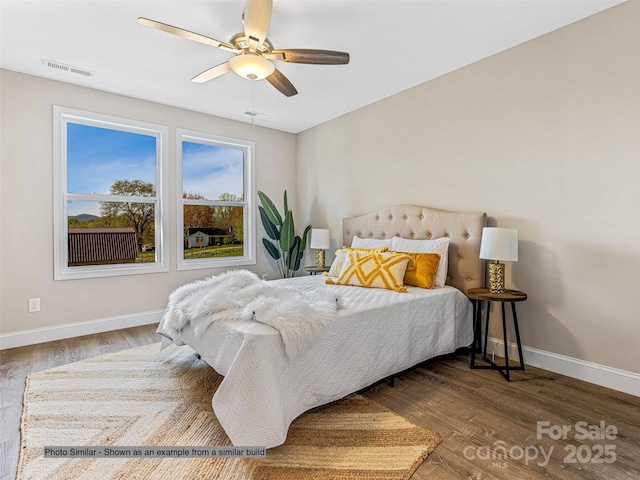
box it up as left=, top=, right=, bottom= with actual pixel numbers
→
left=258, top=190, right=311, bottom=278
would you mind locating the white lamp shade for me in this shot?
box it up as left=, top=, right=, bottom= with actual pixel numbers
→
left=479, top=227, right=518, bottom=262
left=310, top=229, right=331, bottom=249
left=228, top=54, right=275, bottom=80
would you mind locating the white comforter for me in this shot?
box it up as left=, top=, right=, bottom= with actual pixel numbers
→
left=157, top=275, right=473, bottom=448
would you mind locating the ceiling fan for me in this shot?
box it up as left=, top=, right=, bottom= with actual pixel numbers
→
left=138, top=0, right=350, bottom=97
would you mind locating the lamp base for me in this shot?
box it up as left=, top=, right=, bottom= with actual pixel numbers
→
left=315, top=250, right=325, bottom=269
left=488, top=262, right=506, bottom=294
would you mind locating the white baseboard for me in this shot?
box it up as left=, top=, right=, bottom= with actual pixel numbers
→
left=486, top=335, right=640, bottom=398
left=0, top=310, right=164, bottom=350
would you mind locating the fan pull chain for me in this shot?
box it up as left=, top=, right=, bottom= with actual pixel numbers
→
left=251, top=81, right=256, bottom=126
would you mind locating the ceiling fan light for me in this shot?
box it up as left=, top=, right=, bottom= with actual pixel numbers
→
left=229, top=54, right=274, bottom=80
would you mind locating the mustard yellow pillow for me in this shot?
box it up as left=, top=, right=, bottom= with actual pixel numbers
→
left=326, top=251, right=410, bottom=293
left=327, top=246, right=389, bottom=278
left=399, top=252, right=441, bottom=289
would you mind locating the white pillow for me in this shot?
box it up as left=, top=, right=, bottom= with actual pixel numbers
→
left=327, top=249, right=348, bottom=277
left=350, top=236, right=393, bottom=250
left=391, top=236, right=450, bottom=287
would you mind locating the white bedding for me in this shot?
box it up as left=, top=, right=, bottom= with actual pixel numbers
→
left=157, top=275, right=473, bottom=448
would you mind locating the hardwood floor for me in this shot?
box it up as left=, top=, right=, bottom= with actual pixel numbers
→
left=1, top=325, right=639, bottom=479
left=0, top=325, right=161, bottom=480
left=366, top=357, right=640, bottom=479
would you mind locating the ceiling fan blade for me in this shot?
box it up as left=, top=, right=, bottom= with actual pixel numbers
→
left=191, top=62, right=231, bottom=83
left=267, top=49, right=350, bottom=65
left=243, top=0, right=272, bottom=50
left=137, top=17, right=238, bottom=53
left=266, top=68, right=298, bottom=97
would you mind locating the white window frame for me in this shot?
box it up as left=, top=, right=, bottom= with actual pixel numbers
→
left=53, top=106, right=169, bottom=280
left=177, top=128, right=256, bottom=271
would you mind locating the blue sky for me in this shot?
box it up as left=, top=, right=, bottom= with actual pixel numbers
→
left=67, top=123, right=156, bottom=194
left=182, top=141, right=244, bottom=200
left=66, top=123, right=244, bottom=217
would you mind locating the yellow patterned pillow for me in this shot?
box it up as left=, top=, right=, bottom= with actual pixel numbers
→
left=400, top=252, right=441, bottom=289
left=326, top=251, right=410, bottom=293
left=327, top=246, right=389, bottom=278
left=343, top=246, right=389, bottom=253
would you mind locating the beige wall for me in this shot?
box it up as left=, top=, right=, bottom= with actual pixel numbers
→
left=297, top=2, right=640, bottom=373
left=0, top=70, right=297, bottom=336
left=1, top=3, right=638, bottom=377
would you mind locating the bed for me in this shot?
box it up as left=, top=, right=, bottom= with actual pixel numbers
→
left=157, top=204, right=486, bottom=448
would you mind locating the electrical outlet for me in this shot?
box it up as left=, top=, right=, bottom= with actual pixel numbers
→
left=491, top=341, right=499, bottom=362
left=28, top=298, right=40, bottom=313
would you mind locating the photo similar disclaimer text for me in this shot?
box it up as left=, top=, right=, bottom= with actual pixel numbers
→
left=44, top=446, right=266, bottom=458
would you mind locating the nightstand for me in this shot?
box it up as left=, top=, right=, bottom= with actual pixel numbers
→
left=467, top=287, right=527, bottom=381
left=304, top=266, right=330, bottom=275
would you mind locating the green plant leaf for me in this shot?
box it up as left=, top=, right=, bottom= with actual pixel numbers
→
left=295, top=250, right=304, bottom=271
left=258, top=190, right=311, bottom=278
left=258, top=191, right=282, bottom=226
left=293, top=237, right=304, bottom=272
left=287, top=236, right=301, bottom=271
left=280, top=210, right=295, bottom=251
left=299, top=224, right=312, bottom=253
left=262, top=238, right=281, bottom=260
left=258, top=206, right=280, bottom=241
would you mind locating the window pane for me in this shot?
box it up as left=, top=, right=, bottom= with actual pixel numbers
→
left=183, top=205, right=244, bottom=259
left=182, top=141, right=244, bottom=201
left=67, top=200, right=156, bottom=265
left=67, top=123, right=156, bottom=194
left=176, top=128, right=254, bottom=272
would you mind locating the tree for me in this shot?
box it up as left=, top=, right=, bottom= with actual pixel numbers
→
left=233, top=214, right=244, bottom=242
left=182, top=192, right=214, bottom=246
left=181, top=192, right=245, bottom=248
left=211, top=192, right=240, bottom=228
left=100, top=179, right=155, bottom=251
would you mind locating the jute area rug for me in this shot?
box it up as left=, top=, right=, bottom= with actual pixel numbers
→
left=18, top=343, right=441, bottom=480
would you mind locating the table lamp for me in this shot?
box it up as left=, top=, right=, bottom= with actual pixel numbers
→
left=479, top=227, right=518, bottom=294
left=310, top=229, right=330, bottom=268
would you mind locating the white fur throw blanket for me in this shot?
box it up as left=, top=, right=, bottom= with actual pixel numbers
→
left=161, top=270, right=339, bottom=359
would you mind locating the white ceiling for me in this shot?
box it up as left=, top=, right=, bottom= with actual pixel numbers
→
left=0, top=0, right=624, bottom=133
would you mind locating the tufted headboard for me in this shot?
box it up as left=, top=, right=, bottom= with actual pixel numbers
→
left=342, top=205, right=487, bottom=293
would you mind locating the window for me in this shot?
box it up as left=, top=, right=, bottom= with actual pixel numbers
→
left=53, top=107, right=169, bottom=280
left=177, top=129, right=255, bottom=270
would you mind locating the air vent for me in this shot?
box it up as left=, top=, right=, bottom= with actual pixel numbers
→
left=42, top=59, right=94, bottom=77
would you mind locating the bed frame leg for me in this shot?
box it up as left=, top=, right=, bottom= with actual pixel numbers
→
left=386, top=375, right=395, bottom=388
